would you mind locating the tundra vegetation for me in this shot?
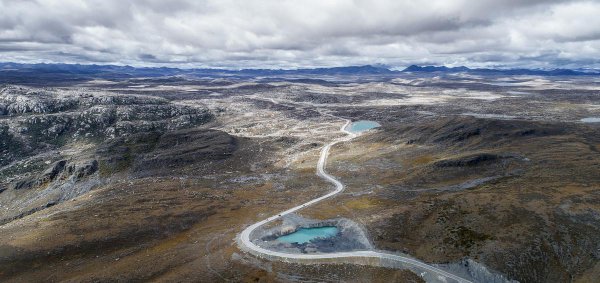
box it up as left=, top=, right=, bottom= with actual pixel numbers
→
left=0, top=70, right=599, bottom=282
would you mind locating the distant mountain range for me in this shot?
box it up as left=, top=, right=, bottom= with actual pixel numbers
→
left=0, top=62, right=598, bottom=84
left=401, top=65, right=597, bottom=76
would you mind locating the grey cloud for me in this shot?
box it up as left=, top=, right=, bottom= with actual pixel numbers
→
left=0, top=0, right=599, bottom=68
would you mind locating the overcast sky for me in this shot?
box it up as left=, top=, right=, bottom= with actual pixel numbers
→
left=1, top=0, right=600, bottom=69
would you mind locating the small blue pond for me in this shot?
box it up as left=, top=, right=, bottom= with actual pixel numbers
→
left=277, top=226, right=339, bottom=244
left=581, top=117, right=600, bottom=123
left=346, top=120, right=381, bottom=133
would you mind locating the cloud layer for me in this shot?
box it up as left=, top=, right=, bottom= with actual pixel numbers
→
left=1, top=0, right=600, bottom=68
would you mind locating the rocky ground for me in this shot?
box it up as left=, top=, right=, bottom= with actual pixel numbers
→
left=307, top=116, right=600, bottom=282
left=0, top=74, right=599, bottom=282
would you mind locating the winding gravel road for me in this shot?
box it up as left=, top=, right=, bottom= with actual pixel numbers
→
left=238, top=119, right=474, bottom=283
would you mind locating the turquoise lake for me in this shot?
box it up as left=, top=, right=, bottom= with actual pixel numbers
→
left=581, top=117, right=600, bottom=123
left=346, top=120, right=381, bottom=133
left=277, top=226, right=339, bottom=244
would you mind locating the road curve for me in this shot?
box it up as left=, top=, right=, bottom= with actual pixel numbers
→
left=238, top=119, right=473, bottom=283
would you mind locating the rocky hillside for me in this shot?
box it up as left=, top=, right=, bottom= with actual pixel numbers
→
left=0, top=85, right=214, bottom=224
left=315, top=116, right=600, bottom=283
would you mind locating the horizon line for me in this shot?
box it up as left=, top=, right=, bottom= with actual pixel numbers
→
left=2, top=61, right=599, bottom=72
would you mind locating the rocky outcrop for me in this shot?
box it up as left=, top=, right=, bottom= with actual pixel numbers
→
left=39, top=160, right=67, bottom=183
left=0, top=86, right=79, bottom=115
left=9, top=159, right=98, bottom=191
left=0, top=85, right=213, bottom=167
left=0, top=85, right=217, bottom=225
left=9, top=179, right=37, bottom=190
left=70, top=160, right=99, bottom=178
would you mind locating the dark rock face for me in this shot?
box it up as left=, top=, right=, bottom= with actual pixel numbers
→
left=433, top=127, right=481, bottom=143
left=39, top=160, right=67, bottom=183
left=73, top=160, right=98, bottom=178
left=10, top=179, right=37, bottom=190
left=433, top=153, right=506, bottom=168
left=9, top=159, right=98, bottom=191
